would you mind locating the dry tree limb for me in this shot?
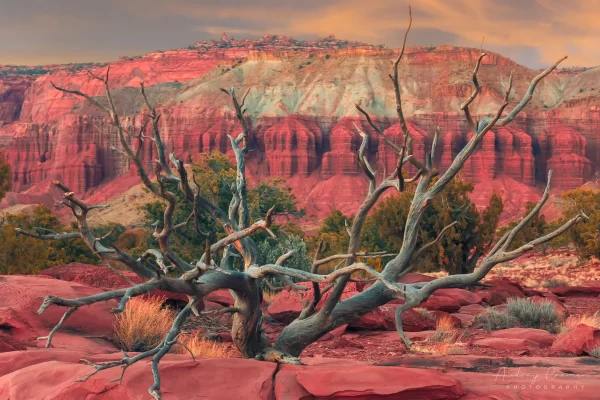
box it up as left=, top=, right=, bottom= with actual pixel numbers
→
left=275, top=7, right=575, bottom=357
left=497, top=56, right=567, bottom=126
left=460, top=37, right=488, bottom=132
left=141, top=82, right=173, bottom=177
left=37, top=307, right=77, bottom=348
left=74, top=298, right=197, bottom=400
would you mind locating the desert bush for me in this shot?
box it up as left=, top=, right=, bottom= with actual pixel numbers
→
left=542, top=279, right=569, bottom=288
left=559, top=188, right=600, bottom=258
left=429, top=314, right=459, bottom=343
left=257, top=234, right=311, bottom=273
left=417, top=315, right=464, bottom=355
left=0, top=205, right=97, bottom=274
left=561, top=312, right=600, bottom=333
left=173, top=335, right=230, bottom=359
left=589, top=347, right=600, bottom=358
left=359, top=179, right=503, bottom=274
left=506, top=298, right=562, bottom=333
left=414, top=307, right=433, bottom=319
left=476, top=309, right=518, bottom=331
left=0, top=152, right=10, bottom=202
left=142, top=152, right=302, bottom=266
left=476, top=299, right=562, bottom=332
left=114, top=296, right=174, bottom=352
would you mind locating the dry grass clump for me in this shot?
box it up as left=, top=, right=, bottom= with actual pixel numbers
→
left=173, top=335, right=230, bottom=359
left=428, top=314, right=459, bottom=343
left=414, top=307, right=435, bottom=320
left=560, top=312, right=600, bottom=333
left=114, top=296, right=174, bottom=352
left=413, top=314, right=465, bottom=355
left=413, top=341, right=466, bottom=356
left=475, top=309, right=518, bottom=331
left=506, top=298, right=562, bottom=333
left=475, top=298, right=563, bottom=333
left=541, top=279, right=569, bottom=288
left=589, top=347, right=600, bottom=358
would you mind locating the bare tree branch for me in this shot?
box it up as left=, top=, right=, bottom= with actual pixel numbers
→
left=460, top=38, right=487, bottom=132
left=496, top=56, right=567, bottom=126
left=37, top=307, right=77, bottom=348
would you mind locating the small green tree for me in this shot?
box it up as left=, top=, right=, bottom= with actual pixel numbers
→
left=0, top=152, right=10, bottom=201
left=360, top=177, right=503, bottom=274
left=309, top=210, right=352, bottom=270
left=498, top=201, right=547, bottom=250
left=558, top=188, right=600, bottom=257
left=258, top=234, right=311, bottom=289
left=0, top=205, right=98, bottom=274
left=141, top=151, right=304, bottom=266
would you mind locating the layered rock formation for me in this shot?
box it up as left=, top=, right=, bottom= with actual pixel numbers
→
left=1, top=39, right=599, bottom=219
left=378, top=122, right=430, bottom=176
left=537, top=125, right=592, bottom=189
left=0, top=77, right=31, bottom=126
left=264, top=115, right=323, bottom=178
left=463, top=127, right=536, bottom=186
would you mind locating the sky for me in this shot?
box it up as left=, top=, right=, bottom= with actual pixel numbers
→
left=1, top=0, right=598, bottom=68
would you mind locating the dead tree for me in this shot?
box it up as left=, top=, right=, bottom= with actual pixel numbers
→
left=273, top=7, right=582, bottom=353
left=18, top=6, right=585, bottom=399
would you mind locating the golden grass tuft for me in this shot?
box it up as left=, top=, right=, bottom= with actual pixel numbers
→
left=428, top=314, right=460, bottom=344
left=114, top=296, right=174, bottom=352
left=173, top=335, right=230, bottom=359
left=436, top=314, right=457, bottom=331
left=413, top=314, right=465, bottom=355
left=560, top=312, right=600, bottom=334
left=414, top=307, right=434, bottom=320
left=412, top=341, right=466, bottom=356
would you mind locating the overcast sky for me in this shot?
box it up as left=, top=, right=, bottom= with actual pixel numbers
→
left=1, top=0, right=598, bottom=68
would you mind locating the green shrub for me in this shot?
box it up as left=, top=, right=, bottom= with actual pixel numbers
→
left=541, top=279, right=569, bottom=288
left=506, top=298, right=562, bottom=333
left=589, top=347, right=600, bottom=358
left=476, top=309, right=518, bottom=330
left=477, top=299, right=563, bottom=333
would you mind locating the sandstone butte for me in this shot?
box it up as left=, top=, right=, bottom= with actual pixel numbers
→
left=1, top=34, right=599, bottom=222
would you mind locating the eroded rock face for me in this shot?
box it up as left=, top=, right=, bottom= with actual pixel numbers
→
left=321, top=118, right=369, bottom=179
left=0, top=351, right=468, bottom=400
left=537, top=125, right=592, bottom=190
left=463, top=127, right=535, bottom=185
left=490, top=328, right=555, bottom=347
left=473, top=337, right=541, bottom=351
left=551, top=324, right=600, bottom=355
left=264, top=115, right=323, bottom=178
left=378, top=121, right=430, bottom=176
left=0, top=77, right=31, bottom=126
left=0, top=275, right=117, bottom=350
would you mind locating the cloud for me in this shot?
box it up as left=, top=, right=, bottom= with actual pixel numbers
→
left=0, top=0, right=597, bottom=67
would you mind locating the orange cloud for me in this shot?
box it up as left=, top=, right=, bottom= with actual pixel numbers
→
left=1, top=0, right=598, bottom=67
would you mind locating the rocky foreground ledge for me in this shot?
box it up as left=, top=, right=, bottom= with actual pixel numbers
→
left=1, top=270, right=600, bottom=399
left=1, top=349, right=598, bottom=399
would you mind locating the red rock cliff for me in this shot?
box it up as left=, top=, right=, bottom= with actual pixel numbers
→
left=1, top=42, right=599, bottom=219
